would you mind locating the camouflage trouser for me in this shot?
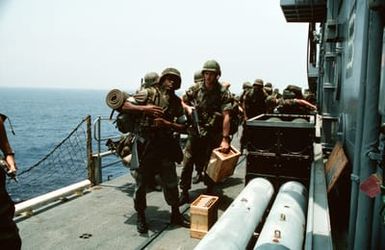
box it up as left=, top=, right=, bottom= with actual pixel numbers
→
left=179, top=134, right=221, bottom=191
left=132, top=141, right=179, bottom=212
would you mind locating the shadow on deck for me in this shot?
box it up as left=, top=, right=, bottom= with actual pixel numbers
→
left=16, top=154, right=247, bottom=250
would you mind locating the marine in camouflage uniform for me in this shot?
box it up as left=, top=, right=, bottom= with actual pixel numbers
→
left=191, top=69, right=205, bottom=184
left=239, top=81, right=252, bottom=105
left=265, top=95, right=278, bottom=114
left=273, top=88, right=282, bottom=99
left=240, top=79, right=268, bottom=152
left=275, top=88, right=317, bottom=114
left=264, top=82, right=273, bottom=96
left=121, top=68, right=189, bottom=233
left=140, top=72, right=162, bottom=192
left=141, top=72, right=159, bottom=89
left=239, top=82, right=252, bottom=152
left=242, top=79, right=268, bottom=120
left=179, top=60, right=233, bottom=205
left=194, top=70, right=203, bottom=84
left=0, top=114, right=21, bottom=250
left=265, top=88, right=283, bottom=114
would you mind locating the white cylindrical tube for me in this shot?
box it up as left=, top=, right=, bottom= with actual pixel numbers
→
left=195, top=178, right=274, bottom=250
left=254, top=181, right=308, bottom=250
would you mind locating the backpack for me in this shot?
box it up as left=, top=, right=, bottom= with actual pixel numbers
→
left=115, top=112, right=138, bottom=134
left=107, top=88, right=161, bottom=134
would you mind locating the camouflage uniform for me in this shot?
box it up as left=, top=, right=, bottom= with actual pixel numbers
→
left=285, top=84, right=303, bottom=99
left=128, top=68, right=188, bottom=232
left=179, top=62, right=232, bottom=196
left=132, top=86, right=184, bottom=211
left=239, top=81, right=252, bottom=105
left=276, top=89, right=315, bottom=114
left=243, top=79, right=268, bottom=119
left=194, top=70, right=203, bottom=84
left=264, top=82, right=273, bottom=96
left=141, top=72, right=159, bottom=89
left=240, top=79, right=268, bottom=152
left=265, top=95, right=278, bottom=114
left=273, top=88, right=282, bottom=99
left=138, top=72, right=162, bottom=191
left=276, top=96, right=302, bottom=114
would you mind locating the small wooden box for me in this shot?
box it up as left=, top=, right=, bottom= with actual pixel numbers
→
left=206, top=145, right=241, bottom=183
left=190, top=195, right=219, bottom=239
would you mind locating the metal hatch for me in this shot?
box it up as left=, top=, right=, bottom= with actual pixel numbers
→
left=280, top=0, right=326, bottom=23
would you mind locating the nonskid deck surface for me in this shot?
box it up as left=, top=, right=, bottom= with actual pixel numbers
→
left=16, top=151, right=247, bottom=250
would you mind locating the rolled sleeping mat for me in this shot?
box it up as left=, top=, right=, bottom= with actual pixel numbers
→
left=106, top=89, right=129, bottom=110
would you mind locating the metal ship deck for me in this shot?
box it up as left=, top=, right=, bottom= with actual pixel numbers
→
left=15, top=152, right=247, bottom=250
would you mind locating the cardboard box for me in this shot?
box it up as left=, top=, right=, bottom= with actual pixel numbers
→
left=190, top=195, right=219, bottom=239
left=206, top=145, right=241, bottom=183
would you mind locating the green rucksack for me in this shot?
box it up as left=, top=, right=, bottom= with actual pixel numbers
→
left=106, top=89, right=139, bottom=134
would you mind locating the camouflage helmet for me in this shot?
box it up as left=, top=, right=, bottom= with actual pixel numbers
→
left=264, top=82, right=273, bottom=95
left=194, top=70, right=203, bottom=83
left=282, top=89, right=296, bottom=99
left=286, top=84, right=303, bottom=99
left=202, top=59, right=221, bottom=76
left=143, top=72, right=159, bottom=88
left=242, top=81, right=252, bottom=90
left=253, top=79, right=264, bottom=87
left=159, top=67, right=182, bottom=90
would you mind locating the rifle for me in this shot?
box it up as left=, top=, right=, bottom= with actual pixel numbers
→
left=0, top=158, right=18, bottom=182
left=191, top=100, right=203, bottom=137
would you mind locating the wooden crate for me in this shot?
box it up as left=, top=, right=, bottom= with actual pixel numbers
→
left=206, top=145, right=241, bottom=183
left=190, top=195, right=219, bottom=239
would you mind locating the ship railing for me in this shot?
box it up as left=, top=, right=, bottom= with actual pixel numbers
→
left=15, top=180, right=91, bottom=217
left=14, top=115, right=124, bottom=218
left=90, top=115, right=124, bottom=185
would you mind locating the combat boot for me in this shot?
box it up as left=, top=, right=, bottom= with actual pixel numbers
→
left=178, top=190, right=190, bottom=206
left=170, top=206, right=190, bottom=228
left=192, top=172, right=204, bottom=184
left=136, top=211, right=148, bottom=234
left=205, top=184, right=214, bottom=195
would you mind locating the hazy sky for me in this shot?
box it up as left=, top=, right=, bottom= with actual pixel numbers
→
left=0, top=0, right=309, bottom=94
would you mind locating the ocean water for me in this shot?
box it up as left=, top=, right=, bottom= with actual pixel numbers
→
left=0, top=87, right=129, bottom=201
